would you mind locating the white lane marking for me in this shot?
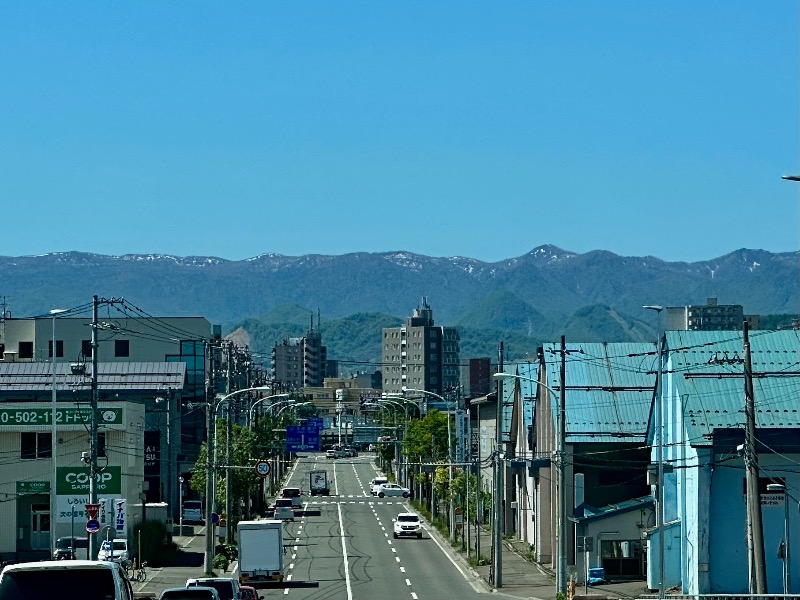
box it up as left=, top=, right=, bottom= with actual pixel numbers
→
left=391, top=548, right=396, bottom=553
left=292, top=553, right=297, bottom=559
left=395, top=556, right=400, bottom=563
left=405, top=579, right=412, bottom=586
left=411, top=593, right=418, bottom=599
left=333, top=461, right=339, bottom=496
left=426, top=521, right=483, bottom=592
left=289, top=563, right=294, bottom=570
left=400, top=566, right=406, bottom=573
left=337, top=502, right=353, bottom=600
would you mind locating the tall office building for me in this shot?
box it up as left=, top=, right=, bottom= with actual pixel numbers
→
left=381, top=298, right=460, bottom=397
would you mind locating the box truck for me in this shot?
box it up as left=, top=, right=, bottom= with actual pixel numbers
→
left=309, top=471, right=329, bottom=496
left=238, top=520, right=284, bottom=585
left=237, top=520, right=319, bottom=590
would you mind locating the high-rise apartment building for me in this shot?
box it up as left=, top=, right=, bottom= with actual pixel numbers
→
left=381, top=298, right=460, bottom=397
left=272, top=321, right=327, bottom=389
left=665, top=297, right=755, bottom=331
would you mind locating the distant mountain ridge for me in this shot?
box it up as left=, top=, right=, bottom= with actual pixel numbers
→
left=1, top=246, right=796, bottom=362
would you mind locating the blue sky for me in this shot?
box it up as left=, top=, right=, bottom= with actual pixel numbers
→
left=2, top=2, right=797, bottom=263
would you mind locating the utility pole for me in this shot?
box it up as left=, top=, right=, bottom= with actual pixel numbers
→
left=204, top=341, right=216, bottom=575
left=225, top=342, right=233, bottom=544
left=743, top=322, right=767, bottom=593
left=492, top=342, right=504, bottom=588
left=556, top=335, right=568, bottom=596
left=88, top=295, right=100, bottom=561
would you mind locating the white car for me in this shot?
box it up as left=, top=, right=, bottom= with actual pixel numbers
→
left=370, top=477, right=388, bottom=495
left=272, top=498, right=295, bottom=521
left=98, top=538, right=129, bottom=562
left=375, top=483, right=411, bottom=498
left=393, top=512, right=423, bottom=539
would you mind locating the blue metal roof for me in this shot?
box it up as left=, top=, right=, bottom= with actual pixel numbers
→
left=542, top=342, right=657, bottom=443
left=574, top=495, right=654, bottom=522
left=664, top=330, right=800, bottom=445
left=0, top=362, right=187, bottom=392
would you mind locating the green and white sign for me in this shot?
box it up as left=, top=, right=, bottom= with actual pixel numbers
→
left=56, top=466, right=122, bottom=495
left=16, top=481, right=50, bottom=494
left=0, top=407, right=122, bottom=427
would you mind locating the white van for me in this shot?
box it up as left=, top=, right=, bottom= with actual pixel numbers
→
left=183, top=500, right=204, bottom=524
left=0, top=560, right=133, bottom=600
left=370, top=477, right=388, bottom=495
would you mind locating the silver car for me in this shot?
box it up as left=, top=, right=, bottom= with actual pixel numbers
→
left=375, top=483, right=411, bottom=498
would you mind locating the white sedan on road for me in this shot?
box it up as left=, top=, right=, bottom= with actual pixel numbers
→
left=375, top=483, right=411, bottom=498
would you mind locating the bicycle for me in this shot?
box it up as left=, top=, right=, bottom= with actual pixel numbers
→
left=131, top=561, right=148, bottom=583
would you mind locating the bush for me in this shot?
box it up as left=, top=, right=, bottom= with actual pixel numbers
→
left=212, top=553, right=229, bottom=571
left=215, top=543, right=238, bottom=560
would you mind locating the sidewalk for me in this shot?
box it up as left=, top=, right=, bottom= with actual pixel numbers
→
left=134, top=527, right=220, bottom=599
left=423, top=516, right=650, bottom=600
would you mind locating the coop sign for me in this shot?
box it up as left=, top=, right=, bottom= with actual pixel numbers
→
left=56, top=466, right=122, bottom=495
left=0, top=407, right=122, bottom=427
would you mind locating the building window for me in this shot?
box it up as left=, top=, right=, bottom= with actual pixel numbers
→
left=18, top=341, right=34, bottom=359
left=81, top=340, right=92, bottom=357
left=114, top=340, right=130, bottom=357
left=21, top=432, right=52, bottom=459
left=48, top=340, right=64, bottom=359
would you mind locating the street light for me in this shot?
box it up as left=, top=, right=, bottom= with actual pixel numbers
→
left=494, top=370, right=565, bottom=595
left=766, top=483, right=791, bottom=594
left=178, top=476, right=184, bottom=535
left=247, top=394, right=290, bottom=427
left=49, top=308, right=67, bottom=555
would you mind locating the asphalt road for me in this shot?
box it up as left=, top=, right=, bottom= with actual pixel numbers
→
left=277, top=452, right=489, bottom=600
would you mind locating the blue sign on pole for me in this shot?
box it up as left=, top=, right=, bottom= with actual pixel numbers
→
left=305, top=417, right=324, bottom=430
left=286, top=424, right=321, bottom=452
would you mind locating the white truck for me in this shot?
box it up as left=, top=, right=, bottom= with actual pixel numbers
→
left=238, top=520, right=284, bottom=585
left=237, top=520, right=319, bottom=590
left=309, top=470, right=330, bottom=496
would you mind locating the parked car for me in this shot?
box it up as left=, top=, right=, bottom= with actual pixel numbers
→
left=0, top=560, right=133, bottom=600
left=370, top=477, right=388, bottom=495
left=98, top=538, right=129, bottom=562
left=393, top=512, right=423, bottom=539
left=186, top=577, right=240, bottom=600
left=326, top=449, right=337, bottom=459
left=375, top=483, right=411, bottom=498
left=160, top=587, right=221, bottom=600
left=273, top=498, right=295, bottom=521
left=182, top=500, right=204, bottom=524
left=587, top=567, right=607, bottom=585
left=53, top=536, right=88, bottom=560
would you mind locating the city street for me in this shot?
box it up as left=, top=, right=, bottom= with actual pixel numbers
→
left=138, top=453, right=490, bottom=600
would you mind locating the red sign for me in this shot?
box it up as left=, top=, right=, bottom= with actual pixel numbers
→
left=85, top=503, right=100, bottom=520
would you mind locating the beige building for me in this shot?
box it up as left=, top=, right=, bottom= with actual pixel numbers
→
left=0, top=401, right=145, bottom=560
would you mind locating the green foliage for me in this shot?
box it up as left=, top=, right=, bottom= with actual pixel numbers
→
left=403, top=410, right=451, bottom=461
left=212, top=553, right=229, bottom=571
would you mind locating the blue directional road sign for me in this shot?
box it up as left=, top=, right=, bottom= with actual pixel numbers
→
left=305, top=417, right=324, bottom=430
left=286, top=424, right=321, bottom=452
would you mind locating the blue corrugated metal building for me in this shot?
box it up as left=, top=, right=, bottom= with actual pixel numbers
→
left=656, top=329, right=800, bottom=595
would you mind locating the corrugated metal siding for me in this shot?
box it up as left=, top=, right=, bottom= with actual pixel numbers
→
left=0, top=362, right=186, bottom=391
left=542, top=342, right=657, bottom=443
left=665, top=330, right=800, bottom=444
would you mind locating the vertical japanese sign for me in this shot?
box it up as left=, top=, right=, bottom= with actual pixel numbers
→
left=115, top=499, right=126, bottom=533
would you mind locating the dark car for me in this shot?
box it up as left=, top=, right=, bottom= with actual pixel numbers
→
left=53, top=536, right=89, bottom=560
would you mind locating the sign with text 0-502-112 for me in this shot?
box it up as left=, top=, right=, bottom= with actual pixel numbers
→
left=0, top=407, right=122, bottom=427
